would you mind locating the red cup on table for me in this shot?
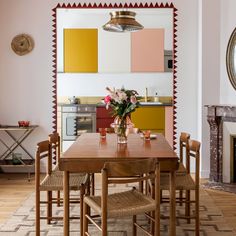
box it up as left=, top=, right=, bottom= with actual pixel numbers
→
left=143, top=130, right=151, bottom=141
left=99, top=128, right=107, bottom=139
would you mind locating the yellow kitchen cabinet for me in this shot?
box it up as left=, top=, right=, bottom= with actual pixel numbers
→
left=131, top=106, right=165, bottom=134
left=64, top=29, right=98, bottom=73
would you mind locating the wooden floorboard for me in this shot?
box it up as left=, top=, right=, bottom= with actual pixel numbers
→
left=0, top=173, right=236, bottom=233
left=0, top=173, right=35, bottom=223
left=205, top=188, right=236, bottom=232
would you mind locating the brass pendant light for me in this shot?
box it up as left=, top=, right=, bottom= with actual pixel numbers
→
left=103, top=11, right=144, bottom=32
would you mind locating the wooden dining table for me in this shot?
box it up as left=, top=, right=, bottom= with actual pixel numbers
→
left=59, top=133, right=179, bottom=236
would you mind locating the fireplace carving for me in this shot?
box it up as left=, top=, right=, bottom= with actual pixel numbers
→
left=206, top=105, right=236, bottom=182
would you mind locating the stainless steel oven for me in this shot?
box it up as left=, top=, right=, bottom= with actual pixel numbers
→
left=62, top=105, right=96, bottom=141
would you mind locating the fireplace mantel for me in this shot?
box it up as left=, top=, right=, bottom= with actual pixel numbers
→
left=206, top=105, right=236, bottom=182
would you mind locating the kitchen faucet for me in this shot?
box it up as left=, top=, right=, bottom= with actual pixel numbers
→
left=145, top=87, right=148, bottom=102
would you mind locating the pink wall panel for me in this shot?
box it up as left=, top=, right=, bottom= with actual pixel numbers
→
left=165, top=106, right=173, bottom=147
left=131, top=29, right=164, bottom=72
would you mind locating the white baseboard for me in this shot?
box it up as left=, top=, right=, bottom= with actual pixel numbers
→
left=200, top=170, right=209, bottom=179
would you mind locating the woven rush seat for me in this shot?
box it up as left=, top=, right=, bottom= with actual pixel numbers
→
left=52, top=165, right=87, bottom=178
left=40, top=171, right=88, bottom=191
left=84, top=188, right=156, bottom=218
left=83, top=159, right=160, bottom=236
left=160, top=174, right=195, bottom=191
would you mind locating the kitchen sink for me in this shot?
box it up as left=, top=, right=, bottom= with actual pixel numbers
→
left=139, top=102, right=163, bottom=105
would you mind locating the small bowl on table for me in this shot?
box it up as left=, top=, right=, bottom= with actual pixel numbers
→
left=18, top=121, right=30, bottom=127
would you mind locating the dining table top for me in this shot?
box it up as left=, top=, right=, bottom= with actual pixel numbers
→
left=59, top=133, right=178, bottom=173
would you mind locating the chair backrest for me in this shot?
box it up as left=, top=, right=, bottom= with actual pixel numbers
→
left=48, top=132, right=60, bottom=165
left=188, top=139, right=201, bottom=186
left=35, top=140, right=51, bottom=188
left=179, top=132, right=190, bottom=169
left=101, top=159, right=160, bottom=213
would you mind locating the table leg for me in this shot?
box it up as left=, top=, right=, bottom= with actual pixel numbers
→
left=64, top=171, right=69, bottom=236
left=169, top=170, right=176, bottom=236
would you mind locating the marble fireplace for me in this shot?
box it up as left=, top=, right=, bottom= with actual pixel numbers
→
left=206, top=105, right=236, bottom=183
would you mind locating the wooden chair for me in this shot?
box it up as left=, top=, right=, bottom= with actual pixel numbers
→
left=160, top=139, right=201, bottom=236
left=35, top=139, right=89, bottom=236
left=83, top=159, right=161, bottom=236
left=48, top=133, right=92, bottom=203
left=178, top=132, right=190, bottom=205
left=160, top=132, right=190, bottom=204
left=48, top=132, right=61, bottom=206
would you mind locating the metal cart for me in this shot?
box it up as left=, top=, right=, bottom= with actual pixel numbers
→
left=0, top=125, right=38, bottom=181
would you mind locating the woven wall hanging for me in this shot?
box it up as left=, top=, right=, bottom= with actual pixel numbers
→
left=11, top=34, right=34, bottom=56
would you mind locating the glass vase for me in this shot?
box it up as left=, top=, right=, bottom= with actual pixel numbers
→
left=111, top=115, right=134, bottom=144
left=117, top=120, right=128, bottom=144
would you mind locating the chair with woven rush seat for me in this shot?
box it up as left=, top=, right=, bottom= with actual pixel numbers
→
left=177, top=132, right=190, bottom=205
left=160, top=139, right=201, bottom=236
left=48, top=132, right=61, bottom=207
left=160, top=132, right=190, bottom=204
left=48, top=133, right=91, bottom=203
left=35, top=139, right=89, bottom=236
left=83, top=159, right=161, bottom=236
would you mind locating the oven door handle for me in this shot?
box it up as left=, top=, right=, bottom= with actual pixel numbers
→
left=75, top=113, right=95, bottom=117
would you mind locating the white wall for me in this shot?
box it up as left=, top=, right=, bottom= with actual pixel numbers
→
left=57, top=8, right=173, bottom=72
left=201, top=0, right=236, bottom=179
left=0, top=0, right=200, bottom=170
left=201, top=0, right=221, bottom=178
left=220, top=0, right=236, bottom=103
left=220, top=0, right=236, bottom=182
left=0, top=0, right=55, bottom=159
left=57, top=8, right=173, bottom=97
left=57, top=73, right=173, bottom=97
left=174, top=0, right=199, bottom=155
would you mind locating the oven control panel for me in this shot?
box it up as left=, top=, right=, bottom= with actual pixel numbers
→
left=62, top=105, right=96, bottom=113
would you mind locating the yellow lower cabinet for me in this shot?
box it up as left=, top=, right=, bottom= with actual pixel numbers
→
left=131, top=106, right=165, bottom=134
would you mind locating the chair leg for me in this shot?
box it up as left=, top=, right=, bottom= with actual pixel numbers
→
left=47, top=191, right=52, bottom=224
left=101, top=206, right=107, bottom=236
left=185, top=190, right=191, bottom=224
left=132, top=215, right=137, bottom=236
left=155, top=208, right=160, bottom=236
left=57, top=190, right=60, bottom=206
left=91, top=173, right=95, bottom=195
left=35, top=189, right=40, bottom=236
left=83, top=200, right=89, bottom=236
left=179, top=190, right=183, bottom=206
left=195, top=188, right=200, bottom=236
left=80, top=184, right=85, bottom=236
left=139, top=179, right=143, bottom=193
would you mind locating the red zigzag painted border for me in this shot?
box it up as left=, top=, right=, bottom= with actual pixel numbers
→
left=51, top=3, right=178, bottom=149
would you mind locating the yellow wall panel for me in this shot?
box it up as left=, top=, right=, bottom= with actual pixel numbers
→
left=131, top=106, right=165, bottom=134
left=64, top=29, right=98, bottom=73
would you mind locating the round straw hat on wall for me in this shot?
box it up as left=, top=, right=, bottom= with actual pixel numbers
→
left=11, top=34, right=34, bottom=56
